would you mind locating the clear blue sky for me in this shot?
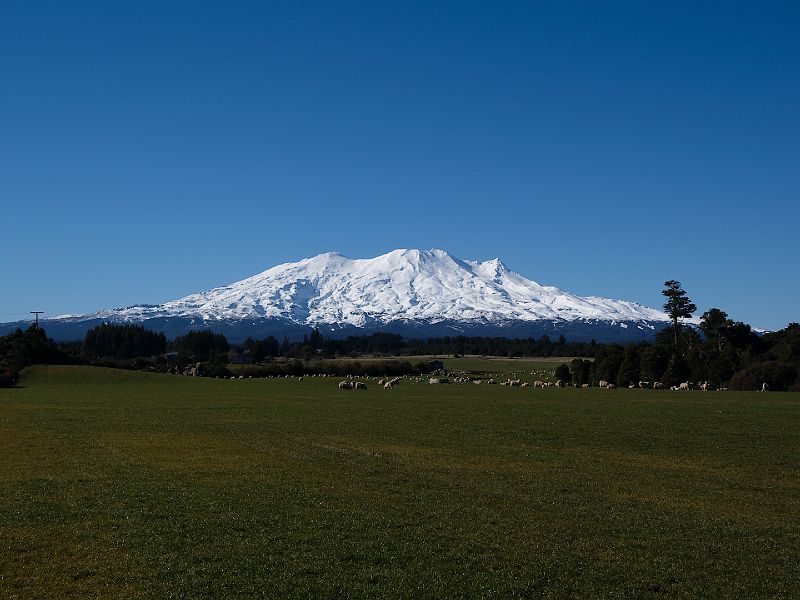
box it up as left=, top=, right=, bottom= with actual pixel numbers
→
left=1, top=1, right=798, bottom=330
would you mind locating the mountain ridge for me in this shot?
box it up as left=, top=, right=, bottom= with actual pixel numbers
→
left=2, top=249, right=678, bottom=342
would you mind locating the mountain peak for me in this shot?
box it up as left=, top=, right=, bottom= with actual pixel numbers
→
left=51, top=248, right=669, bottom=333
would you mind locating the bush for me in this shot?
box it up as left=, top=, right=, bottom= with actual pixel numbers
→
left=728, top=361, right=798, bottom=392
left=554, top=364, right=571, bottom=383
left=0, top=369, right=16, bottom=388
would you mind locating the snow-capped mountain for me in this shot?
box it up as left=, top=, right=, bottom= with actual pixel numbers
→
left=2, top=249, right=676, bottom=342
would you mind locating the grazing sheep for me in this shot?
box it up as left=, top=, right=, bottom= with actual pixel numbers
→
left=429, top=378, right=441, bottom=385
left=338, top=381, right=353, bottom=390
left=581, top=384, right=589, bottom=388
left=761, top=382, right=770, bottom=392
left=521, top=382, right=530, bottom=387
left=606, top=383, right=616, bottom=389
left=599, top=380, right=609, bottom=389
left=679, top=382, right=690, bottom=390
left=533, top=380, right=545, bottom=388
left=384, top=381, right=394, bottom=389
left=509, top=379, right=521, bottom=387
left=653, top=382, right=665, bottom=389
left=700, top=381, right=710, bottom=391
left=638, top=381, right=650, bottom=389
left=354, top=381, right=367, bottom=390
left=555, top=380, right=563, bottom=388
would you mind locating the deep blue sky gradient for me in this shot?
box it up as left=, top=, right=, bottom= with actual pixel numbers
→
left=1, top=1, right=798, bottom=329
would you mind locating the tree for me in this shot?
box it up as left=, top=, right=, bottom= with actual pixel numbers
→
left=83, top=323, right=166, bottom=359
left=700, top=308, right=730, bottom=352
left=554, top=363, right=571, bottom=383
left=662, top=280, right=697, bottom=356
left=661, top=352, right=690, bottom=386
left=569, top=359, right=591, bottom=386
left=172, top=330, right=229, bottom=361
left=616, top=344, right=641, bottom=387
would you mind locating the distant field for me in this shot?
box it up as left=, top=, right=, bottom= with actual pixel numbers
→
left=1, top=366, right=798, bottom=598
left=443, top=356, right=578, bottom=377
left=232, top=355, right=572, bottom=380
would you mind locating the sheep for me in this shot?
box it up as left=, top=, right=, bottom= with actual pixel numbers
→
left=653, top=382, right=665, bottom=389
left=679, top=382, right=690, bottom=391
left=555, top=380, right=563, bottom=388
left=606, top=383, right=616, bottom=389
left=353, top=381, right=367, bottom=390
left=521, top=382, right=530, bottom=387
left=509, top=379, right=521, bottom=387
left=533, top=380, right=545, bottom=388
left=700, top=381, right=710, bottom=391
left=599, top=380, right=609, bottom=389
left=429, top=378, right=441, bottom=385
left=761, top=382, right=770, bottom=392
left=486, top=378, right=496, bottom=385
left=338, top=381, right=353, bottom=390
left=581, top=384, right=589, bottom=388
left=384, top=381, right=394, bottom=390
left=638, top=381, right=650, bottom=389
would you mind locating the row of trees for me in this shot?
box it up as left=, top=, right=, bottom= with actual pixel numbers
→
left=556, top=281, right=799, bottom=391
left=239, top=330, right=598, bottom=362
left=84, top=323, right=167, bottom=359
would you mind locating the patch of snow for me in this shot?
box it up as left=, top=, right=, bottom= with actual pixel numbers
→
left=53, top=249, right=676, bottom=328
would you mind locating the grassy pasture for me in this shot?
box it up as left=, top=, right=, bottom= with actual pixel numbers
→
left=1, top=365, right=798, bottom=598
left=442, top=356, right=576, bottom=379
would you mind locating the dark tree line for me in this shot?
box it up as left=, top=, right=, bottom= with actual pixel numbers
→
left=84, top=323, right=167, bottom=359
left=172, top=330, right=229, bottom=360
left=267, top=331, right=598, bottom=360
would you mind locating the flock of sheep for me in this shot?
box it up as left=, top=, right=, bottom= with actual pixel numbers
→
left=220, top=371, right=769, bottom=393
left=333, top=373, right=766, bottom=392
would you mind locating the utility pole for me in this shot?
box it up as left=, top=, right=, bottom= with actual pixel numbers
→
left=30, top=311, right=44, bottom=360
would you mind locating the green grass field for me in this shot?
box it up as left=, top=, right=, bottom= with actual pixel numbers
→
left=1, top=365, right=798, bottom=598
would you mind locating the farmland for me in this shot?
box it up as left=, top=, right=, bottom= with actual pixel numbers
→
left=1, top=365, right=798, bottom=598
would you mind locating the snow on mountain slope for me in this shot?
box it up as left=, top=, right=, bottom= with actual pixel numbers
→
left=63, top=249, right=671, bottom=327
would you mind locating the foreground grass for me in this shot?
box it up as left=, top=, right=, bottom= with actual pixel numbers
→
left=1, top=366, right=798, bottom=598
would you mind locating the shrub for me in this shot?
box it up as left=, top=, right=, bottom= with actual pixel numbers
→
left=0, top=369, right=16, bottom=388
left=729, top=361, right=798, bottom=392
left=554, top=364, right=571, bottom=383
